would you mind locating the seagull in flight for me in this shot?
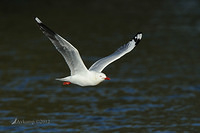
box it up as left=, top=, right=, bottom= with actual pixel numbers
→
left=34, top=17, right=142, bottom=86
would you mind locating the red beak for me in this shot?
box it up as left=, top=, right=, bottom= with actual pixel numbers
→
left=105, top=77, right=110, bottom=80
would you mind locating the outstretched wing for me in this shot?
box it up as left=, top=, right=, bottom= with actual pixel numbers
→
left=35, top=17, right=88, bottom=75
left=89, top=32, right=142, bottom=72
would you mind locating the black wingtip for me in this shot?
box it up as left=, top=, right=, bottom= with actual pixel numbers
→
left=34, top=17, right=56, bottom=36
left=134, top=32, right=142, bottom=45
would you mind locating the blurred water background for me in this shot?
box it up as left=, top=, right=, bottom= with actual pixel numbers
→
left=0, top=0, right=200, bottom=132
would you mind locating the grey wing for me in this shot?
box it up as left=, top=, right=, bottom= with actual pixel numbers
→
left=89, top=32, right=142, bottom=72
left=35, top=17, right=88, bottom=75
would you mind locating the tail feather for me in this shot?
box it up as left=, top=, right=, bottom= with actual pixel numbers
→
left=55, top=77, right=69, bottom=81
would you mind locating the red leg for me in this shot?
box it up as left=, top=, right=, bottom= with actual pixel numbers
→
left=63, top=82, right=71, bottom=85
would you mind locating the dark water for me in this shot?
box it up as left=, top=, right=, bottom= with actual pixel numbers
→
left=1, top=0, right=200, bottom=132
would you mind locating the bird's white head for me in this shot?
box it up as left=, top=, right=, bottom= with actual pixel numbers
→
left=95, top=72, right=110, bottom=83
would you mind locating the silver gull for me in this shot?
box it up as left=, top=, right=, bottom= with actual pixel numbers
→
left=34, top=17, right=142, bottom=86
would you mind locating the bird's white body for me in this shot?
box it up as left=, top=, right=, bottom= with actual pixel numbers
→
left=35, top=17, right=142, bottom=86
left=56, top=71, right=107, bottom=86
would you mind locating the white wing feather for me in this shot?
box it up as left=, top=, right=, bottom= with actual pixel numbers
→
left=35, top=17, right=88, bottom=75
left=89, top=33, right=142, bottom=72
